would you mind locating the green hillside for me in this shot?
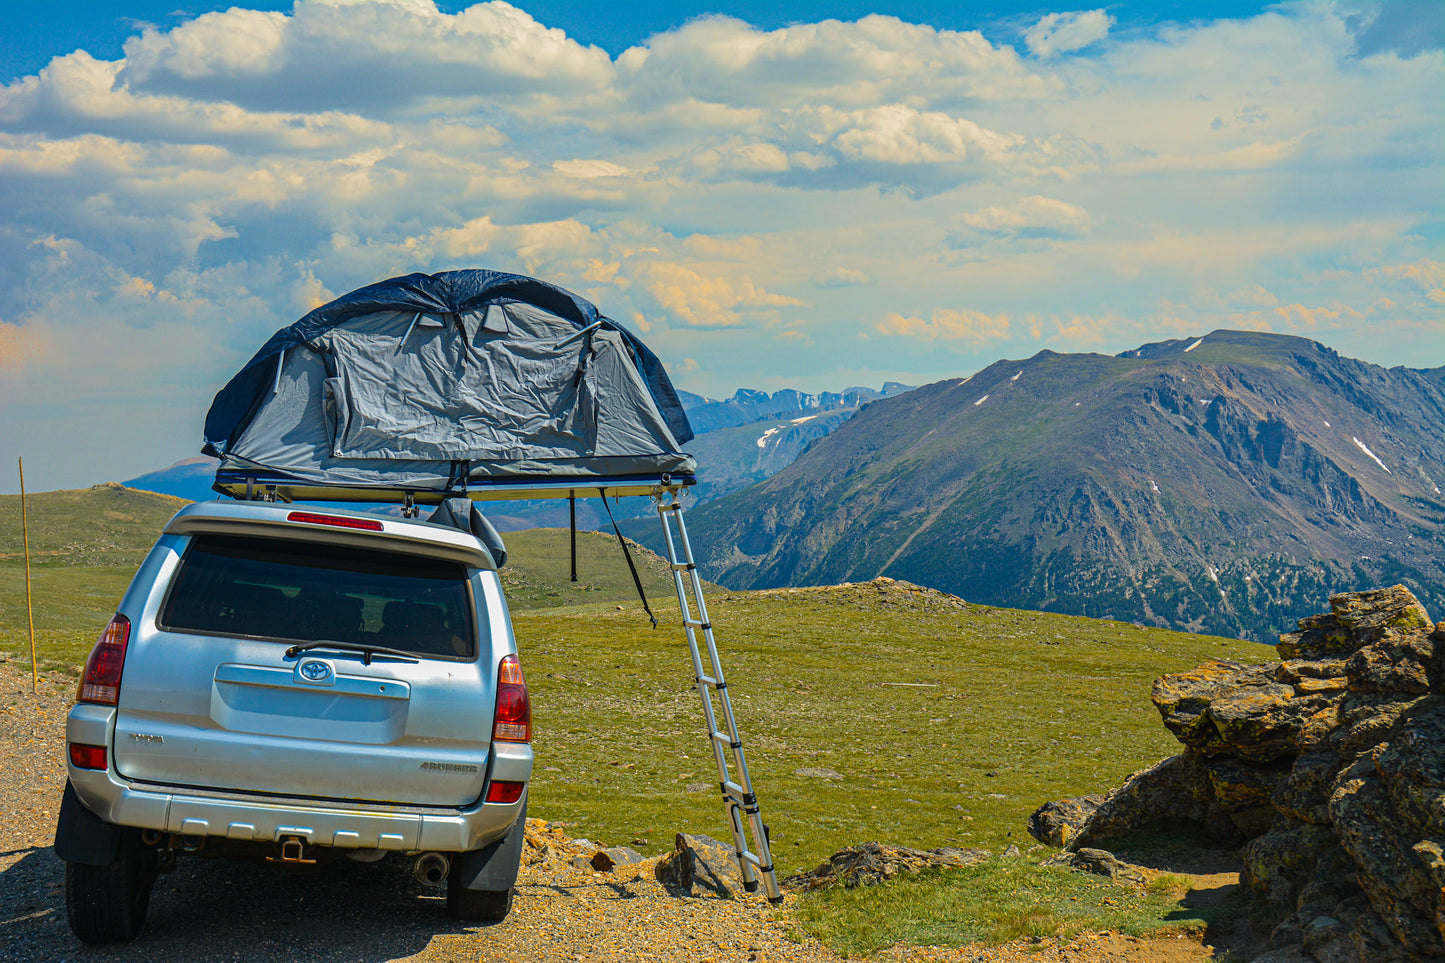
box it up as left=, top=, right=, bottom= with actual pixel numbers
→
left=0, top=484, right=1264, bottom=879
left=0, top=484, right=188, bottom=666
left=515, top=582, right=1262, bottom=876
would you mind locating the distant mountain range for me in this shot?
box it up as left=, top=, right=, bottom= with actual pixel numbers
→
left=123, top=382, right=915, bottom=527
left=678, top=384, right=914, bottom=433
left=667, top=331, right=1445, bottom=643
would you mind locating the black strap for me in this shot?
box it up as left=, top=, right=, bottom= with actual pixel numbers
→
left=599, top=490, right=657, bottom=629
left=446, top=460, right=471, bottom=495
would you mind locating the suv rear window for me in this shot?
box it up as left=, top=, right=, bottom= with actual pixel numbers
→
left=160, top=534, right=477, bottom=659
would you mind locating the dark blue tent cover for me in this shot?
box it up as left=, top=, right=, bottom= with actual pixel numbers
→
left=203, top=269, right=696, bottom=502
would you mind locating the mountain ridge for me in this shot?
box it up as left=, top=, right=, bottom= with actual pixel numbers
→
left=676, top=330, right=1445, bottom=642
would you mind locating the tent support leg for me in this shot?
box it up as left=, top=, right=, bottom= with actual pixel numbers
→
left=654, top=491, right=782, bottom=902
left=569, top=493, right=577, bottom=582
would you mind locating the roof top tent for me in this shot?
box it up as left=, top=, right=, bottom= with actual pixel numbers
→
left=200, top=268, right=781, bottom=901
left=204, top=268, right=695, bottom=504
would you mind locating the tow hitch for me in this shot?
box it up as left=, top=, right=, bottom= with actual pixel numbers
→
left=268, top=835, right=317, bottom=865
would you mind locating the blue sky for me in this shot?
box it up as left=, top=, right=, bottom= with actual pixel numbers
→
left=0, top=1, right=1441, bottom=491
left=0, top=2, right=1288, bottom=80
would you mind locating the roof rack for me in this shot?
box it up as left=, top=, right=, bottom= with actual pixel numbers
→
left=213, top=469, right=696, bottom=505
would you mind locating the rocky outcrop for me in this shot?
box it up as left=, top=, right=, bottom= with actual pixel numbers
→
left=781, top=841, right=991, bottom=892
left=1030, top=585, right=1445, bottom=963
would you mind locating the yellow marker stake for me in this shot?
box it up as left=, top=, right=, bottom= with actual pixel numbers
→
left=19, top=458, right=37, bottom=693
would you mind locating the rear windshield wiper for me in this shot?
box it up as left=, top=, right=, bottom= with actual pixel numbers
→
left=285, top=640, right=420, bottom=665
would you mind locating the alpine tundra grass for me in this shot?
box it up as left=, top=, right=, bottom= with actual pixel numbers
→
left=1, top=484, right=1266, bottom=953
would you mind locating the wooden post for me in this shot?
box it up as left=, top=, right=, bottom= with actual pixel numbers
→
left=18, top=458, right=37, bottom=693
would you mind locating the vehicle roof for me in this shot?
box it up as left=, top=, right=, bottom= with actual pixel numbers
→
left=162, top=500, right=497, bottom=570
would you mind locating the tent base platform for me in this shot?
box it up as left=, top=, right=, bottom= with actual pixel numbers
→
left=212, top=471, right=696, bottom=505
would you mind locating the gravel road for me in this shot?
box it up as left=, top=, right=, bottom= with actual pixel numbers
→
left=0, top=662, right=1220, bottom=963
left=0, top=662, right=831, bottom=963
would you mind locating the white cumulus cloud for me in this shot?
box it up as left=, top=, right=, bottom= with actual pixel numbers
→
left=1025, top=10, right=1114, bottom=58
left=0, top=2, right=1439, bottom=491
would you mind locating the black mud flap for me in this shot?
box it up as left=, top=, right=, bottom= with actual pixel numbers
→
left=54, top=781, right=121, bottom=866
left=452, top=798, right=527, bottom=892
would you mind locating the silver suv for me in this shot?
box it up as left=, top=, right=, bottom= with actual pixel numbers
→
left=54, top=499, right=533, bottom=943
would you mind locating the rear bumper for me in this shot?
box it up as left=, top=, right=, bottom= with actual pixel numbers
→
left=65, top=723, right=531, bottom=854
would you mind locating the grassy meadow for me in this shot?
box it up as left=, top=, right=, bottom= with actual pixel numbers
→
left=1, top=484, right=1270, bottom=953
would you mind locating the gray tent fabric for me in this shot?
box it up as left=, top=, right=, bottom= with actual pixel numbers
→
left=206, top=271, right=697, bottom=498
left=426, top=498, right=507, bottom=568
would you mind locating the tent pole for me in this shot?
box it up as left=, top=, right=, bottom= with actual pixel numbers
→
left=569, top=493, right=577, bottom=582
left=19, top=458, right=37, bottom=694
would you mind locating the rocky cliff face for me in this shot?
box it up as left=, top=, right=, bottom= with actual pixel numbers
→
left=1030, top=585, right=1445, bottom=962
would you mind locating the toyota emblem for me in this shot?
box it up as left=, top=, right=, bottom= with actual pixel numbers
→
left=299, top=660, right=332, bottom=682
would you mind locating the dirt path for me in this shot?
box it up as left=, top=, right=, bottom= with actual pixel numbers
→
left=0, top=661, right=1234, bottom=962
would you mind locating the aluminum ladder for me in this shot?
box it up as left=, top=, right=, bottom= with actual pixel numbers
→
left=654, top=492, right=782, bottom=902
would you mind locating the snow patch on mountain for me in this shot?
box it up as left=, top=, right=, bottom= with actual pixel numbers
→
left=1352, top=437, right=1391, bottom=474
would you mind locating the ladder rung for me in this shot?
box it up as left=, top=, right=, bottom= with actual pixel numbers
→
left=670, top=561, right=696, bottom=572
left=738, top=850, right=771, bottom=872
left=683, top=618, right=711, bottom=631
left=710, top=730, right=742, bottom=749
left=696, top=675, right=726, bottom=690
left=721, top=780, right=758, bottom=808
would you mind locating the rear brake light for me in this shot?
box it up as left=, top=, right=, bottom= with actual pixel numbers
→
left=492, top=654, right=531, bottom=743
left=286, top=511, right=384, bottom=532
left=485, top=780, right=525, bottom=803
left=69, top=743, right=108, bottom=770
left=78, top=615, right=131, bottom=706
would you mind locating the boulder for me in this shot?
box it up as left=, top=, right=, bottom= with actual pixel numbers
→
left=1346, top=635, right=1435, bottom=695
left=1329, top=694, right=1428, bottom=757
left=654, top=833, right=744, bottom=898
left=1299, top=893, right=1415, bottom=963
left=1027, top=794, right=1103, bottom=847
left=781, top=841, right=989, bottom=892
left=1041, top=847, right=1145, bottom=885
left=590, top=846, right=644, bottom=873
left=1151, top=660, right=1267, bottom=752
left=1275, top=659, right=1350, bottom=685
left=1201, top=756, right=1289, bottom=807
left=1277, top=613, right=1370, bottom=661
left=1372, top=696, right=1445, bottom=837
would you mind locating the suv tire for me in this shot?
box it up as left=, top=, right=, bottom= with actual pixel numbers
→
left=64, top=829, right=156, bottom=943
left=445, top=879, right=513, bottom=922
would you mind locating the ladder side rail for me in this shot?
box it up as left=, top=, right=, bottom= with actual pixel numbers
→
left=664, top=506, right=748, bottom=766
left=666, top=496, right=782, bottom=901
left=656, top=505, right=710, bottom=686
left=675, top=509, right=748, bottom=753
left=655, top=498, right=760, bottom=891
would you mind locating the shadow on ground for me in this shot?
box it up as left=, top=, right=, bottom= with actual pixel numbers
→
left=1102, top=828, right=1264, bottom=962
left=0, top=844, right=484, bottom=962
